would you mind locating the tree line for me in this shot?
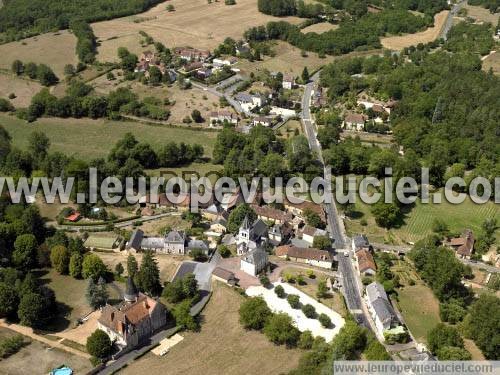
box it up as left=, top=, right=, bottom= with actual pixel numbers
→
left=11, top=60, right=58, bottom=86
left=245, top=8, right=432, bottom=56
left=0, top=0, right=165, bottom=43
left=70, top=20, right=97, bottom=64
left=409, top=236, right=499, bottom=360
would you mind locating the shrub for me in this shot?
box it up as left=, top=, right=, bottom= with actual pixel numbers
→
left=318, top=313, right=332, bottom=328
left=301, top=304, right=316, bottom=319
left=298, top=330, right=314, bottom=349
left=274, top=284, right=285, bottom=298
left=239, top=297, right=271, bottom=330
left=287, top=294, right=300, bottom=309
left=0, top=335, right=25, bottom=358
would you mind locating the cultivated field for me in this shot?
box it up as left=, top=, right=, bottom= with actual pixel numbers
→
left=92, top=0, right=303, bottom=62
left=301, top=22, right=339, bottom=34
left=0, top=328, right=92, bottom=375
left=0, top=113, right=218, bottom=160
left=0, top=73, right=42, bottom=107
left=381, top=10, right=449, bottom=50
left=345, top=188, right=500, bottom=245
left=0, top=31, right=78, bottom=77
left=483, top=50, right=500, bottom=75
left=122, top=283, right=302, bottom=375
left=463, top=4, right=500, bottom=24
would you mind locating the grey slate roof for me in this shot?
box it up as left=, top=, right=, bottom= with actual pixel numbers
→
left=366, top=282, right=388, bottom=304
left=127, top=229, right=144, bottom=250
left=124, top=276, right=138, bottom=302
left=242, top=247, right=268, bottom=265
left=251, top=219, right=268, bottom=239
left=353, top=234, right=369, bottom=249
left=372, top=297, right=397, bottom=327
left=165, top=230, right=185, bottom=244
left=187, top=239, right=209, bottom=253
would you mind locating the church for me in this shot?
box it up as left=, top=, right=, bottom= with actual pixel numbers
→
left=97, top=277, right=167, bottom=351
left=236, top=215, right=269, bottom=255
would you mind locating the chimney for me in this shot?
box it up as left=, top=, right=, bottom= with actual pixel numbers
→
left=111, top=312, right=114, bottom=321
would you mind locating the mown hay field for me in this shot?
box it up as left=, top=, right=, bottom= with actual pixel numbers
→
left=92, top=0, right=303, bottom=62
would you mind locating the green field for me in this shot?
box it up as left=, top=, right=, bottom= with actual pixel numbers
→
left=346, top=189, right=500, bottom=245
left=0, top=114, right=218, bottom=161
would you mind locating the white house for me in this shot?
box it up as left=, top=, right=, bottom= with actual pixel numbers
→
left=275, top=245, right=333, bottom=269
left=365, top=282, right=401, bottom=337
left=301, top=225, right=328, bottom=246
left=235, top=93, right=265, bottom=113
left=240, top=247, right=268, bottom=276
left=252, top=116, right=273, bottom=127
left=343, top=113, right=367, bottom=131
left=282, top=74, right=295, bottom=89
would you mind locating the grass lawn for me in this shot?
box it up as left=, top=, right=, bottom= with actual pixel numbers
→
left=345, top=188, right=500, bottom=245
left=0, top=113, right=218, bottom=161
left=39, top=269, right=122, bottom=332
left=390, top=259, right=440, bottom=343
left=277, top=119, right=303, bottom=139
left=123, top=283, right=302, bottom=375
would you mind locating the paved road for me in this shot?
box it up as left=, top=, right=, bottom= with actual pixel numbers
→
left=300, top=73, right=371, bottom=331
left=191, top=74, right=245, bottom=114
left=56, top=212, right=177, bottom=231
left=440, top=1, right=466, bottom=40
left=300, top=73, right=346, bottom=249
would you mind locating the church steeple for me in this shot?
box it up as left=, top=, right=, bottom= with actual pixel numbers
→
left=124, top=276, right=138, bottom=302
left=241, top=214, right=251, bottom=230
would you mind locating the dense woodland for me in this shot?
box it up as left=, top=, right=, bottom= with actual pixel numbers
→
left=318, top=21, right=499, bottom=187
left=246, top=8, right=433, bottom=55
left=0, top=0, right=164, bottom=42
left=468, top=0, right=500, bottom=12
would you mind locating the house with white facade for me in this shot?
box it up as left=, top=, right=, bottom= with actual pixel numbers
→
left=240, top=247, right=269, bottom=276
left=365, top=282, right=401, bottom=337
left=275, top=245, right=333, bottom=269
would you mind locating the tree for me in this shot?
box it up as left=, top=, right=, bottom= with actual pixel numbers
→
left=316, top=280, right=328, bottom=299
left=36, top=64, right=59, bottom=86
left=260, top=275, right=270, bottom=286
left=69, top=253, right=83, bottom=278
left=11, top=60, right=24, bottom=75
left=427, top=323, right=464, bottom=355
left=218, top=245, right=231, bottom=258
left=127, top=254, right=138, bottom=277
left=166, top=4, right=175, bottom=11
left=12, top=234, right=38, bottom=271
left=121, top=53, right=138, bottom=72
left=318, top=313, right=332, bottom=328
left=301, top=66, right=309, bottom=83
left=437, top=346, right=472, bottom=360
left=17, top=292, right=51, bottom=328
left=239, top=296, right=271, bottom=330
left=432, top=218, right=449, bottom=237
left=172, top=299, right=198, bottom=330
left=464, top=294, right=499, bottom=359
left=302, top=304, right=316, bottom=318
left=64, top=64, right=76, bottom=77
left=298, top=330, right=314, bottom=349
left=371, top=202, right=400, bottom=229
left=313, top=236, right=331, bottom=250
left=115, top=262, right=124, bottom=277
left=86, top=277, right=108, bottom=309
left=86, top=329, right=112, bottom=359
left=136, top=251, right=161, bottom=296
left=274, top=284, right=285, bottom=298
left=263, top=313, right=300, bottom=347
left=227, top=204, right=257, bottom=233
left=364, top=337, right=391, bottom=360
left=82, top=254, right=107, bottom=281
left=303, top=209, right=326, bottom=229
left=28, top=131, right=50, bottom=167
left=50, top=245, right=70, bottom=274
left=191, top=109, right=203, bottom=123
left=0, top=283, right=19, bottom=318
left=148, top=66, right=162, bottom=85
left=287, top=294, right=300, bottom=309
